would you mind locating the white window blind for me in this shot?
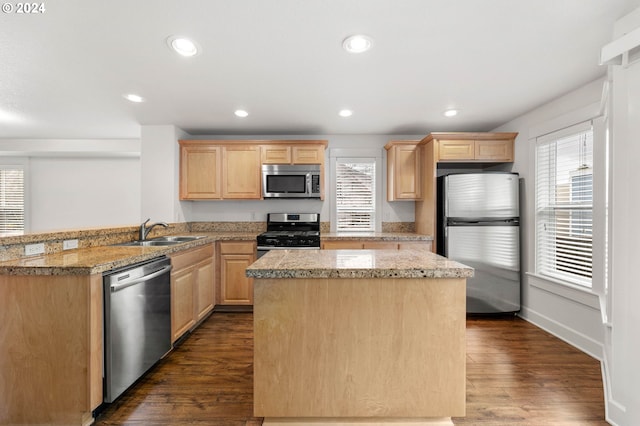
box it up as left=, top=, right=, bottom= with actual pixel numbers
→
left=535, top=122, right=593, bottom=287
left=335, top=159, right=376, bottom=232
left=0, top=166, right=25, bottom=235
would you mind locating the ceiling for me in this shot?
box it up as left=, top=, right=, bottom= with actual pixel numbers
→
left=1, top=0, right=639, bottom=140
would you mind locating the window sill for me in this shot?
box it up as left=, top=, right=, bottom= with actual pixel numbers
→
left=526, top=272, right=600, bottom=310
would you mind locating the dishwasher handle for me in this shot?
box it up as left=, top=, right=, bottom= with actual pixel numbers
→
left=110, top=264, right=172, bottom=293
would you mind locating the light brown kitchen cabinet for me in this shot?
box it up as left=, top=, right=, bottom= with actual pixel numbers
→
left=437, top=140, right=476, bottom=161
left=0, top=273, right=103, bottom=425
left=292, top=145, right=325, bottom=164
left=322, top=240, right=365, bottom=249
left=169, top=244, right=215, bottom=342
left=180, top=140, right=327, bottom=200
left=262, top=145, right=292, bottom=164
left=321, top=240, right=431, bottom=250
left=435, top=133, right=516, bottom=162
left=179, top=143, right=221, bottom=199
left=385, top=141, right=422, bottom=201
left=222, top=145, right=261, bottom=199
left=261, top=142, right=327, bottom=165
left=218, top=240, right=256, bottom=305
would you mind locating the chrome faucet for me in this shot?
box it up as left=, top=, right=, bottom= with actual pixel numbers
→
left=139, top=218, right=169, bottom=241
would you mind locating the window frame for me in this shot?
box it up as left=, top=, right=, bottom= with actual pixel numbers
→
left=534, top=121, right=594, bottom=288
left=329, top=148, right=383, bottom=233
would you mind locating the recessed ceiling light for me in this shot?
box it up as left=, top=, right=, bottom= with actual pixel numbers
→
left=339, top=109, right=353, bottom=117
left=342, top=35, right=373, bottom=53
left=443, top=109, right=458, bottom=117
left=234, top=109, right=249, bottom=118
left=167, top=36, right=199, bottom=57
left=123, top=94, right=145, bottom=103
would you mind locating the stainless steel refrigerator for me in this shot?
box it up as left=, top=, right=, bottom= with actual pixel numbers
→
left=437, top=172, right=520, bottom=313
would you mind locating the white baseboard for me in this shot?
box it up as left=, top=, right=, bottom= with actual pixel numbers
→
left=518, top=306, right=604, bottom=360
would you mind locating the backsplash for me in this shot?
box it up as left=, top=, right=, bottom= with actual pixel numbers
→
left=0, top=223, right=189, bottom=262
left=189, top=221, right=266, bottom=233
left=0, top=221, right=418, bottom=262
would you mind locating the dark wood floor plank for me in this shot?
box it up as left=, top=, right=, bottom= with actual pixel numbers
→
left=94, top=312, right=608, bottom=426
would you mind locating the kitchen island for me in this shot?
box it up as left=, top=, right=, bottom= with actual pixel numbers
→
left=246, top=248, right=473, bottom=426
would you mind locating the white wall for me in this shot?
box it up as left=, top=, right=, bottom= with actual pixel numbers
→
left=171, top=133, right=420, bottom=224
left=492, top=78, right=606, bottom=358
left=604, top=7, right=640, bottom=425
left=0, top=139, right=141, bottom=232
left=29, top=156, right=141, bottom=231
left=140, top=125, right=191, bottom=223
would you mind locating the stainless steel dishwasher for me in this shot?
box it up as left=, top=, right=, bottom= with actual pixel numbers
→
left=103, top=256, right=172, bottom=403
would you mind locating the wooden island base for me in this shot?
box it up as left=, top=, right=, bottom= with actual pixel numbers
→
left=253, top=276, right=467, bottom=423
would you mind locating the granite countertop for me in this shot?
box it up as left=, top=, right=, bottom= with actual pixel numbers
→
left=246, top=248, right=473, bottom=279
left=0, top=232, right=258, bottom=276
left=321, top=232, right=432, bottom=241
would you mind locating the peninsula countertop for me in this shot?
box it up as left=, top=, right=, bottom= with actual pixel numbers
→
left=246, top=248, right=473, bottom=279
left=0, top=232, right=258, bottom=276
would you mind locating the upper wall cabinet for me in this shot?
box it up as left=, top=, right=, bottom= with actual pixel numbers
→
left=221, top=145, right=261, bottom=199
left=261, top=141, right=327, bottom=165
left=384, top=141, right=422, bottom=201
left=179, top=140, right=327, bottom=200
left=179, top=141, right=261, bottom=200
left=434, top=133, right=517, bottom=163
left=180, top=143, right=222, bottom=199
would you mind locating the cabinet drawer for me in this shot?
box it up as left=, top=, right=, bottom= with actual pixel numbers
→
left=362, top=241, right=399, bottom=249
left=219, top=241, right=256, bottom=254
left=170, top=244, right=214, bottom=271
left=398, top=241, right=432, bottom=250
left=322, top=241, right=365, bottom=249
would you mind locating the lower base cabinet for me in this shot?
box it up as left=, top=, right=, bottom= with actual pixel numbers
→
left=169, top=244, right=215, bottom=342
left=218, top=240, right=256, bottom=305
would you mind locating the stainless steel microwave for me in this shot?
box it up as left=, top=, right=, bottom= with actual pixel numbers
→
left=262, top=164, right=321, bottom=198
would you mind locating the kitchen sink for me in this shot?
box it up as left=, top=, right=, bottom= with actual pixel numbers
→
left=113, top=235, right=207, bottom=247
left=115, top=240, right=181, bottom=247
left=150, top=235, right=206, bottom=242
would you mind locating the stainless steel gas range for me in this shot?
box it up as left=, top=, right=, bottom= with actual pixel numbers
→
left=256, top=213, right=320, bottom=258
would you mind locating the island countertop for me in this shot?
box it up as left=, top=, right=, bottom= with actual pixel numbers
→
left=246, top=248, right=473, bottom=279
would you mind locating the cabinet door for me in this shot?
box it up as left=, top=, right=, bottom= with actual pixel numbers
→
left=171, top=267, right=196, bottom=342
left=398, top=241, right=432, bottom=251
left=474, top=139, right=514, bottom=162
left=292, top=145, right=324, bottom=164
left=220, top=254, right=254, bottom=305
left=222, top=146, right=262, bottom=199
left=387, top=143, right=421, bottom=201
left=180, top=144, right=221, bottom=199
left=195, top=258, right=215, bottom=321
left=362, top=241, right=400, bottom=250
left=322, top=241, right=365, bottom=249
left=262, top=145, right=292, bottom=164
left=437, top=140, right=475, bottom=161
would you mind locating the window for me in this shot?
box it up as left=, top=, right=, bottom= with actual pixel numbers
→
left=0, top=166, right=25, bottom=235
left=535, top=122, right=593, bottom=287
left=335, top=158, right=376, bottom=232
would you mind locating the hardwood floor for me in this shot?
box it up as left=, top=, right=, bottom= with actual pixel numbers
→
left=454, top=315, right=607, bottom=425
left=94, top=312, right=607, bottom=426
